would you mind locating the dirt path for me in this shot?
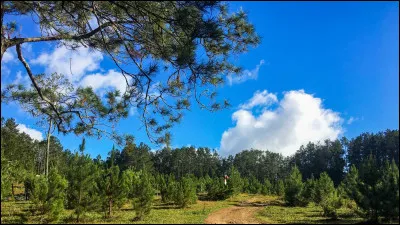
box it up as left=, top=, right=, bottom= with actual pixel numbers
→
left=204, top=206, right=264, bottom=224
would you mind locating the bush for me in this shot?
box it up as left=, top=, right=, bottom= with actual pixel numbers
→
left=207, top=177, right=232, bottom=200
left=28, top=169, right=68, bottom=222
left=174, top=176, right=197, bottom=208
left=321, top=190, right=342, bottom=219
left=132, top=170, right=154, bottom=220
left=284, top=166, right=303, bottom=206
left=301, top=176, right=317, bottom=204
left=227, top=166, right=243, bottom=196
left=274, top=180, right=285, bottom=196
left=248, top=176, right=262, bottom=194
left=261, top=179, right=272, bottom=195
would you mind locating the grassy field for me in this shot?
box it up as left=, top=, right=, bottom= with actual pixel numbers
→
left=0, top=194, right=376, bottom=224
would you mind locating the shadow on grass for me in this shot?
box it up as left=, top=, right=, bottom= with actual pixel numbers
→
left=1, top=213, right=29, bottom=224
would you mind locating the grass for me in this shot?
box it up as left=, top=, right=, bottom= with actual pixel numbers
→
left=3, top=194, right=392, bottom=224
left=1, top=194, right=248, bottom=224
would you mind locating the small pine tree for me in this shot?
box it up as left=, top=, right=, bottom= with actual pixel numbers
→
left=275, top=180, right=285, bottom=196
left=378, top=159, right=399, bottom=221
left=248, top=176, right=262, bottom=194
left=98, top=163, right=127, bottom=218
left=28, top=169, right=68, bottom=222
left=261, top=179, right=272, bottom=195
left=284, top=166, right=303, bottom=206
left=174, top=176, right=197, bottom=208
left=227, top=166, right=243, bottom=196
left=316, top=172, right=341, bottom=218
left=320, top=189, right=342, bottom=219
left=207, top=177, right=232, bottom=200
left=315, top=172, right=335, bottom=205
left=30, top=175, right=48, bottom=215
left=165, top=174, right=176, bottom=203
left=66, top=138, right=101, bottom=222
left=242, top=177, right=250, bottom=193
left=301, top=175, right=317, bottom=204
left=132, top=170, right=154, bottom=220
left=46, top=168, right=68, bottom=222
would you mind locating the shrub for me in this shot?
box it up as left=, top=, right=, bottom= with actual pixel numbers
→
left=284, top=166, right=303, bottom=206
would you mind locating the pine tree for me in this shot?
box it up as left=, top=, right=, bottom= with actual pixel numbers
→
left=132, top=170, right=154, bottom=220
left=248, top=176, right=262, bottom=194
left=316, top=172, right=341, bottom=219
left=98, top=148, right=128, bottom=218
left=28, top=168, right=68, bottom=222
left=314, top=172, right=335, bottom=204
left=275, top=180, right=285, bottom=196
left=378, top=159, right=399, bottom=221
left=227, top=166, right=243, bottom=196
left=66, top=138, right=101, bottom=222
left=174, top=176, right=197, bottom=208
left=301, top=175, right=317, bottom=204
left=261, top=179, right=272, bottom=195
left=284, top=166, right=303, bottom=206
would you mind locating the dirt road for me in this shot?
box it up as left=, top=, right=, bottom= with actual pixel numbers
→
left=204, top=206, right=264, bottom=224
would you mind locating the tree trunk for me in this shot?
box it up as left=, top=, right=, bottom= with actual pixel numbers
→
left=11, top=183, right=15, bottom=200
left=46, top=120, right=52, bottom=176
left=108, top=199, right=112, bottom=218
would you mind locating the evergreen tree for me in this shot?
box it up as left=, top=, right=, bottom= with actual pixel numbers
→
left=132, top=170, right=154, bottom=220
left=301, top=175, right=317, bottom=204
left=315, top=172, right=341, bottom=219
left=284, top=166, right=303, bottom=206
left=98, top=148, right=128, bottom=218
left=248, top=175, right=262, bottom=194
left=173, top=176, right=197, bottom=208
left=261, top=179, right=272, bottom=195
left=227, top=166, right=243, bottom=196
left=66, top=138, right=101, bottom=222
left=274, top=180, right=285, bottom=196
left=28, top=168, right=68, bottom=222
left=378, top=159, right=399, bottom=221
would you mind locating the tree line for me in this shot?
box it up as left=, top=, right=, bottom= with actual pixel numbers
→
left=1, top=116, right=399, bottom=222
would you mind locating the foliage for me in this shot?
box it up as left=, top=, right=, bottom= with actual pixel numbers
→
left=227, top=166, right=243, bottom=196
left=284, top=166, right=303, bottom=206
left=173, top=176, right=197, bottom=208
left=98, top=148, right=128, bottom=218
left=207, top=177, right=232, bottom=200
left=66, top=138, right=101, bottom=222
left=301, top=175, right=317, bottom=204
left=261, top=179, right=272, bottom=195
left=248, top=175, right=262, bottom=194
left=27, top=168, right=68, bottom=222
left=2, top=1, right=261, bottom=143
left=315, top=172, right=341, bottom=218
left=131, top=170, right=154, bottom=220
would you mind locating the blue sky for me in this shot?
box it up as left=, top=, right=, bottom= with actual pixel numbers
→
left=1, top=2, right=398, bottom=158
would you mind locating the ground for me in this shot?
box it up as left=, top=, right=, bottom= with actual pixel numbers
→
left=1, top=194, right=388, bottom=224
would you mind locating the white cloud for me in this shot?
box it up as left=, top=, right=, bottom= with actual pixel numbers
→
left=220, top=89, right=343, bottom=157
left=347, top=116, right=360, bottom=125
left=227, top=59, right=265, bottom=85
left=13, top=71, right=31, bottom=87
left=2, top=50, right=14, bottom=63
left=80, top=69, right=130, bottom=93
left=239, top=90, right=277, bottom=109
left=17, top=124, right=43, bottom=141
left=31, top=45, right=103, bottom=82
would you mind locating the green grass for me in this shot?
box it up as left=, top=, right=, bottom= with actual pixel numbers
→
left=256, top=201, right=364, bottom=224
left=1, top=194, right=249, bottom=224
left=2, top=194, right=384, bottom=224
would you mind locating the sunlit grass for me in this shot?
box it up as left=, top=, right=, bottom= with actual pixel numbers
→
left=2, top=194, right=384, bottom=224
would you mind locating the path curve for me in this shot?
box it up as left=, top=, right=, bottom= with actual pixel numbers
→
left=204, top=206, right=264, bottom=224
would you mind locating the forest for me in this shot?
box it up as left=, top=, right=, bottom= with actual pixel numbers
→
left=1, top=116, right=399, bottom=223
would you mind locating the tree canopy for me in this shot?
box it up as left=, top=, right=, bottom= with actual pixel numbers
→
left=1, top=1, right=260, bottom=144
